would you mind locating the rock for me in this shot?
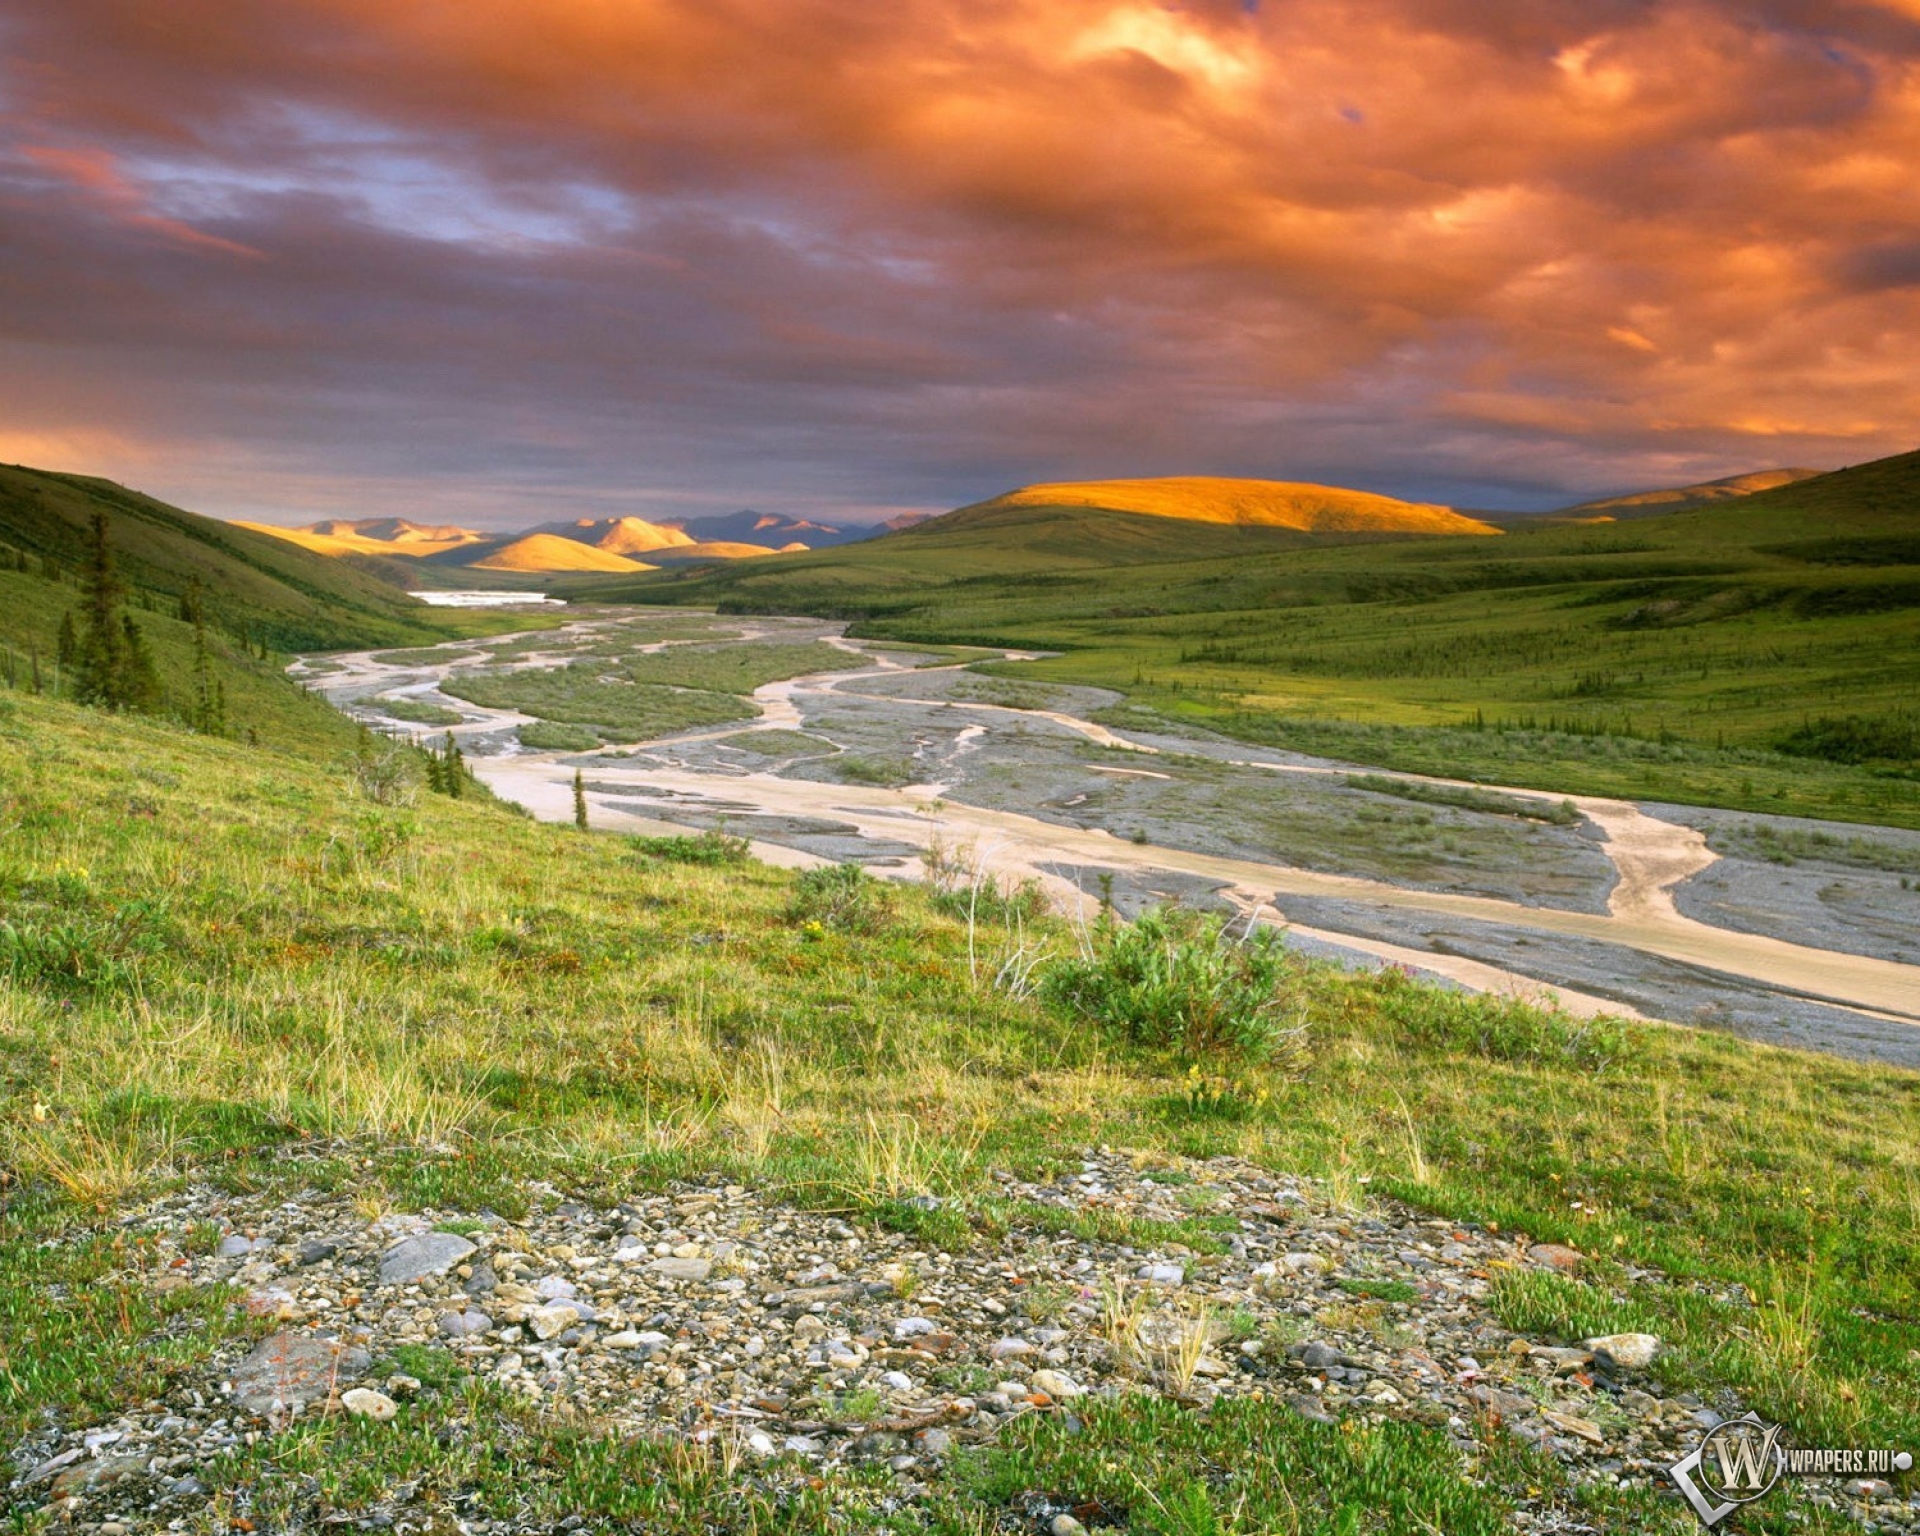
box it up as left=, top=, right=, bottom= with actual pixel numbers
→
left=1287, top=1394, right=1337, bottom=1425
left=783, top=1435, right=823, bottom=1455
left=463, top=1263, right=498, bottom=1296
left=216, top=1235, right=255, bottom=1259
left=534, top=1275, right=579, bottom=1300
left=606, top=1329, right=670, bottom=1356
left=295, top=1238, right=338, bottom=1266
left=649, top=1256, right=712, bottom=1283
left=341, top=1388, right=398, bottom=1421
left=915, top=1427, right=954, bottom=1456
left=1140, top=1263, right=1185, bottom=1285
left=1031, top=1369, right=1083, bottom=1399
left=439, top=1309, right=493, bottom=1337
left=747, top=1431, right=776, bottom=1456
left=1469, top=1385, right=1535, bottom=1419
left=893, top=1317, right=936, bottom=1338
left=989, top=1337, right=1034, bottom=1360
left=1051, top=1517, right=1089, bottom=1536
left=1282, top=1251, right=1330, bottom=1275
left=50, top=1455, right=151, bottom=1496
left=1581, top=1333, right=1660, bottom=1371
left=231, top=1330, right=371, bottom=1414
left=378, top=1231, right=476, bottom=1286
left=1291, top=1341, right=1342, bottom=1371
left=1542, top=1409, right=1606, bottom=1445
left=1845, top=1479, right=1894, bottom=1500
left=881, top=1370, right=915, bottom=1391
left=529, top=1303, right=582, bottom=1340
left=1525, top=1243, right=1583, bottom=1273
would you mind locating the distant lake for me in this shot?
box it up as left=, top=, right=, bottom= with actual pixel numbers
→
left=410, top=591, right=565, bottom=608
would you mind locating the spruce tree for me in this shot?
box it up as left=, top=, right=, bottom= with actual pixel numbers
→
left=119, top=614, right=163, bottom=712
left=187, top=579, right=224, bottom=735
left=56, top=612, right=76, bottom=676
left=72, top=513, right=128, bottom=707
left=444, top=732, right=464, bottom=800
left=573, top=769, right=588, bottom=830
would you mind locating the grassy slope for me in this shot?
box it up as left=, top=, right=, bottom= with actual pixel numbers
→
left=577, top=453, right=1920, bottom=826
left=0, top=685, right=1915, bottom=1528
left=0, top=465, right=446, bottom=651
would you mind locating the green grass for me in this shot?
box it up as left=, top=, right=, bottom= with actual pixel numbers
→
left=369, top=694, right=464, bottom=726
left=440, top=666, right=754, bottom=739
left=578, top=450, right=1920, bottom=826
left=614, top=639, right=850, bottom=693
left=0, top=687, right=1914, bottom=1474
left=516, top=720, right=604, bottom=751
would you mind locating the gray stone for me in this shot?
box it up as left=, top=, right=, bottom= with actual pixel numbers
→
left=1140, top=1263, right=1185, bottom=1285
left=379, top=1231, right=476, bottom=1286
left=216, top=1235, right=255, bottom=1259
left=231, top=1329, right=371, bottom=1414
left=295, top=1239, right=338, bottom=1266
left=893, top=1317, right=936, bottom=1338
left=534, top=1275, right=578, bottom=1300
left=439, top=1309, right=493, bottom=1338
left=1292, top=1341, right=1342, bottom=1370
left=915, top=1427, right=954, bottom=1455
left=463, top=1262, right=497, bottom=1296
left=1287, top=1395, right=1337, bottom=1425
left=650, top=1256, right=713, bottom=1283
left=989, top=1337, right=1034, bottom=1359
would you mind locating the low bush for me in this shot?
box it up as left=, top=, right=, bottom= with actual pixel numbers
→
left=631, top=829, right=751, bottom=866
left=1364, top=967, right=1632, bottom=1070
left=786, top=862, right=895, bottom=934
left=1039, top=907, right=1303, bottom=1062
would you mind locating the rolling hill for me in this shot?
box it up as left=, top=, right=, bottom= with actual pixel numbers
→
left=965, top=476, right=1500, bottom=536
left=465, top=533, right=655, bottom=573
left=1556, top=468, right=1822, bottom=519
left=531, top=516, right=696, bottom=556
left=0, top=465, right=445, bottom=651
left=571, top=450, right=1920, bottom=822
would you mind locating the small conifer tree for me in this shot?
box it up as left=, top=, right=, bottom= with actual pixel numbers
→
left=73, top=513, right=128, bottom=707
left=573, top=768, right=588, bottom=830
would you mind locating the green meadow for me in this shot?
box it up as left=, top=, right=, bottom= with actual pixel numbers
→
left=0, top=462, right=1915, bottom=1528
left=593, top=452, right=1920, bottom=827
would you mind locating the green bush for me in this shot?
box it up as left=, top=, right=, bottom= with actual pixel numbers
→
left=786, top=862, right=894, bottom=934
left=516, top=721, right=602, bottom=752
left=1039, top=907, right=1302, bottom=1061
left=1365, top=967, right=1631, bottom=1070
left=630, top=829, right=751, bottom=866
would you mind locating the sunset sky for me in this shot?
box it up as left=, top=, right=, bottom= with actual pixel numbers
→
left=4, top=1, right=1919, bottom=527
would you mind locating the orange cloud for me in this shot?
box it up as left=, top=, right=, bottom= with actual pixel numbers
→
left=2, top=0, right=1919, bottom=519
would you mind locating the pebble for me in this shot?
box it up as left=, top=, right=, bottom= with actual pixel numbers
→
left=16, top=1147, right=1872, bottom=1534
left=341, top=1388, right=399, bottom=1422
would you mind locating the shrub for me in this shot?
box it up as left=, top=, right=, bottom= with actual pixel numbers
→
left=1777, top=713, right=1918, bottom=765
left=517, top=721, right=601, bottom=752
left=1039, top=907, right=1303, bottom=1062
left=1365, top=967, right=1631, bottom=1070
left=786, top=862, right=894, bottom=934
left=631, top=829, right=750, bottom=866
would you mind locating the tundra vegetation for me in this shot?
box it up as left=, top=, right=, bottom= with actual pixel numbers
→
left=0, top=461, right=1914, bottom=1529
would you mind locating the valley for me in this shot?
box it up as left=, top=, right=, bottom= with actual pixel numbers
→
left=303, top=610, right=1920, bottom=1066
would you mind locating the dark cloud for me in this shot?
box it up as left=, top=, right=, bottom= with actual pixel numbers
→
left=2, top=0, right=1919, bottom=525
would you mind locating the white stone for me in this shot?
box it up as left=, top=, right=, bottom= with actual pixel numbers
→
left=1030, top=1369, right=1083, bottom=1399
left=340, top=1388, right=397, bottom=1422
left=1580, top=1333, right=1661, bottom=1370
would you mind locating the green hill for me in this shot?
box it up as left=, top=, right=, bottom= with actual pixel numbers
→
left=0, top=465, right=445, bottom=651
left=576, top=451, right=1920, bottom=822
left=1, top=463, right=1916, bottom=1528
left=0, top=463, right=544, bottom=751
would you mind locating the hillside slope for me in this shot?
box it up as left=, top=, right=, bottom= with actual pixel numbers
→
left=465, top=533, right=654, bottom=573
left=0, top=466, right=442, bottom=651
left=968, top=476, right=1500, bottom=536
left=1559, top=467, right=1822, bottom=518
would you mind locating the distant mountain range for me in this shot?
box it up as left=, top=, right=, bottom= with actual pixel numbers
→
left=236, top=508, right=913, bottom=573
left=231, top=466, right=1817, bottom=577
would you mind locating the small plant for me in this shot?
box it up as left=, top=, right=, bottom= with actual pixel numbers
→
left=816, top=1387, right=884, bottom=1425
left=1168, top=1064, right=1272, bottom=1121
left=1040, top=906, right=1305, bottom=1063
left=631, top=829, right=750, bottom=866
left=348, top=739, right=420, bottom=807
left=785, top=862, right=894, bottom=934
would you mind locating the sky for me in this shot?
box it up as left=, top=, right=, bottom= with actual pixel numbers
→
left=3, top=1, right=1919, bottom=528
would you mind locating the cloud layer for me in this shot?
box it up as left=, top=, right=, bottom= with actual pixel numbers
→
left=4, top=0, right=1919, bottom=523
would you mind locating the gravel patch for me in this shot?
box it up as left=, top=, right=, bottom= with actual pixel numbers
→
left=10, top=1151, right=1912, bottom=1533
